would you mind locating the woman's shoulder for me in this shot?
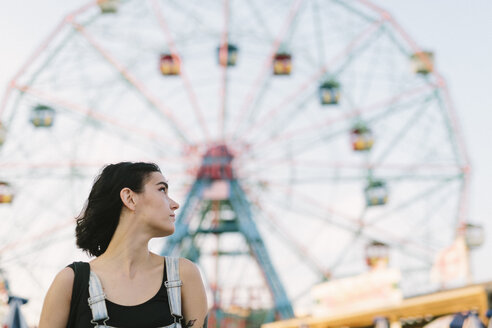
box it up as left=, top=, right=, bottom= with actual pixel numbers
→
left=51, top=263, right=88, bottom=294
left=177, top=257, right=197, bottom=269
left=177, top=257, right=202, bottom=283
left=153, top=253, right=201, bottom=282
left=42, top=266, right=75, bottom=306
left=67, top=261, right=90, bottom=271
left=38, top=267, right=76, bottom=326
left=55, top=266, right=76, bottom=286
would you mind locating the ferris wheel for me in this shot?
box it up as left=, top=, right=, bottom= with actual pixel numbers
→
left=0, top=0, right=475, bottom=325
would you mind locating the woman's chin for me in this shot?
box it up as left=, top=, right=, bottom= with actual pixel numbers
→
left=158, top=225, right=175, bottom=237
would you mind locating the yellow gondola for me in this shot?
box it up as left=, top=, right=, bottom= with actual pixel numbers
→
left=98, top=0, right=119, bottom=14
left=410, top=51, right=434, bottom=75
left=0, top=122, right=6, bottom=145
left=351, top=122, right=374, bottom=151
left=273, top=52, right=292, bottom=75
left=160, top=54, right=181, bottom=75
left=365, top=240, right=389, bottom=268
left=0, top=181, right=14, bottom=204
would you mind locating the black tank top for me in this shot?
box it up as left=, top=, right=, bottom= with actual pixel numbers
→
left=67, top=260, right=174, bottom=328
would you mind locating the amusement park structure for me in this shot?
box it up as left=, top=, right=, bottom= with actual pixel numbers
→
left=161, top=144, right=294, bottom=324
left=0, top=0, right=481, bottom=326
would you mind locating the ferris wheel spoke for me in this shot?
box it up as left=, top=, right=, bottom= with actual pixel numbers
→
left=0, top=184, right=75, bottom=253
left=238, top=173, right=461, bottom=187
left=0, top=24, right=70, bottom=118
left=238, top=157, right=461, bottom=175
left=150, top=0, right=211, bottom=143
left=238, top=83, right=435, bottom=160
left=252, top=21, right=386, bottom=141
left=437, top=83, right=470, bottom=168
left=362, top=0, right=470, bottom=171
left=263, top=181, right=436, bottom=257
left=250, top=182, right=435, bottom=289
left=371, top=95, right=434, bottom=167
left=0, top=217, right=74, bottom=257
left=0, top=160, right=115, bottom=171
left=434, top=90, right=470, bottom=180
left=8, top=257, right=46, bottom=297
left=334, top=0, right=380, bottom=22
left=69, top=20, right=193, bottom=145
left=457, top=170, right=470, bottom=229
left=396, top=181, right=462, bottom=249
left=365, top=176, right=460, bottom=231
left=235, top=18, right=385, bottom=143
left=243, top=188, right=331, bottom=280
left=11, top=83, right=182, bottom=153
left=0, top=0, right=96, bottom=118
left=229, top=0, right=306, bottom=137
left=326, top=229, right=364, bottom=275
left=2, top=232, right=74, bottom=266
left=311, top=0, right=326, bottom=68
left=237, top=163, right=461, bottom=195
left=245, top=0, right=274, bottom=41
left=0, top=154, right=191, bottom=171
left=433, top=88, right=471, bottom=227
left=251, top=180, right=362, bottom=230
left=218, top=0, right=230, bottom=140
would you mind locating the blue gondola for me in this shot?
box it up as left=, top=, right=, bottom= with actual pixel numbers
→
left=319, top=79, right=341, bottom=105
left=364, top=180, right=388, bottom=206
left=30, top=105, right=55, bottom=127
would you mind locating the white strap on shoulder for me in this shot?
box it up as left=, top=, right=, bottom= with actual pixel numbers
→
left=165, top=256, right=183, bottom=327
left=88, top=271, right=110, bottom=326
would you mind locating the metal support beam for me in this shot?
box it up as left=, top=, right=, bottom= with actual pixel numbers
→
left=229, top=180, right=294, bottom=319
left=160, top=180, right=205, bottom=256
left=160, top=144, right=294, bottom=322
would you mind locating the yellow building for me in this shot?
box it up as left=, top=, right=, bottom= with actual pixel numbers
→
left=262, top=283, right=492, bottom=328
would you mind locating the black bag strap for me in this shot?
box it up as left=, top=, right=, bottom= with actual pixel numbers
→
left=66, top=261, right=90, bottom=328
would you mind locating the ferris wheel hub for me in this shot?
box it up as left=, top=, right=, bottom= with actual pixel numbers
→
left=197, top=144, right=234, bottom=180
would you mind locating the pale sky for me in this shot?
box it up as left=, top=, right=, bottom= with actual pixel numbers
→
left=0, top=0, right=491, bottom=324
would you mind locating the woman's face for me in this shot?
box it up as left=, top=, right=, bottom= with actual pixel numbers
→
left=135, top=171, right=179, bottom=237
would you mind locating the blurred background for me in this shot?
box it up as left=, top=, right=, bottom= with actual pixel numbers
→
left=0, top=1, right=491, bottom=327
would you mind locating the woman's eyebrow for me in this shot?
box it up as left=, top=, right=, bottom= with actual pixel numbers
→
left=156, top=181, right=168, bottom=189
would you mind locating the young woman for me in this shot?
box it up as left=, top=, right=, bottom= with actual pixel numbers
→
left=39, top=162, right=208, bottom=328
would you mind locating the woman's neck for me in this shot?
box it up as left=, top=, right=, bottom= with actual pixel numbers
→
left=95, top=216, right=157, bottom=279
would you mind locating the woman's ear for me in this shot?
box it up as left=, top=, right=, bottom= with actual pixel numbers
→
left=120, top=187, right=136, bottom=211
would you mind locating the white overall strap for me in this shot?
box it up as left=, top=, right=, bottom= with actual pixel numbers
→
left=165, top=256, right=183, bottom=328
left=86, top=264, right=178, bottom=328
left=88, top=271, right=110, bottom=326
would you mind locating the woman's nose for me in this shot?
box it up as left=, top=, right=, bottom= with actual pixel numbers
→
left=170, top=197, right=179, bottom=210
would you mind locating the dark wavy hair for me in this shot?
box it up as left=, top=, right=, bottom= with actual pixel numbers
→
left=75, top=162, right=161, bottom=257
